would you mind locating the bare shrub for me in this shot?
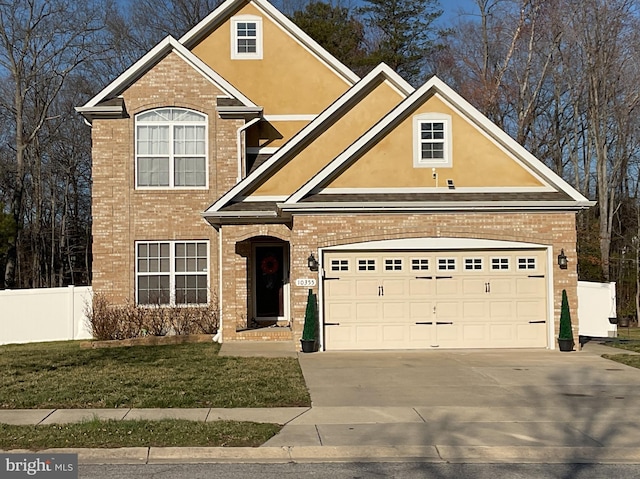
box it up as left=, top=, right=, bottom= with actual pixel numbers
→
left=142, top=304, right=170, bottom=336
left=85, top=293, right=219, bottom=340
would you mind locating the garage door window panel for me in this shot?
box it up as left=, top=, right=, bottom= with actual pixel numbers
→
left=517, top=257, right=536, bottom=270
left=330, top=259, right=349, bottom=272
left=464, top=258, right=483, bottom=271
left=411, top=258, right=429, bottom=271
left=358, top=259, right=376, bottom=271
left=384, top=258, right=403, bottom=271
left=438, top=258, right=456, bottom=271
left=491, top=257, right=510, bottom=271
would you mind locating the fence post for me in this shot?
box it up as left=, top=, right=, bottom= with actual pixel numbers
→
left=68, top=285, right=75, bottom=340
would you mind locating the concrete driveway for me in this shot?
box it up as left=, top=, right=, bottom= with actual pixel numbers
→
left=297, top=345, right=640, bottom=408
left=264, top=343, right=640, bottom=456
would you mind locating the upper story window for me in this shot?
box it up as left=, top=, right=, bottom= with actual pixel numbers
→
left=231, top=15, right=263, bottom=60
left=135, top=108, right=207, bottom=189
left=413, top=113, right=452, bottom=168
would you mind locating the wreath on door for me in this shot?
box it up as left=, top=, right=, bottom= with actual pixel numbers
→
left=260, top=255, right=279, bottom=275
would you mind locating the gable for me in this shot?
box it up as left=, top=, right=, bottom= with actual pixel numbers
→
left=327, top=95, right=545, bottom=190
left=189, top=1, right=355, bottom=115
left=283, top=76, right=592, bottom=210
left=247, top=79, right=406, bottom=197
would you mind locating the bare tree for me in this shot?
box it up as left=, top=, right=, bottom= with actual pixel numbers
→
left=0, top=0, right=109, bottom=287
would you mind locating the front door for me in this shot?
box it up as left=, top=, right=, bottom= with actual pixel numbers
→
left=255, top=245, right=285, bottom=319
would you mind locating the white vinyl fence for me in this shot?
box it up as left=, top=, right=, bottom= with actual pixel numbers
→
left=0, top=286, right=93, bottom=345
left=577, top=281, right=617, bottom=338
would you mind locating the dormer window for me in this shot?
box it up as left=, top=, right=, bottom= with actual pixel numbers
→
left=413, top=113, right=452, bottom=168
left=231, top=15, right=263, bottom=60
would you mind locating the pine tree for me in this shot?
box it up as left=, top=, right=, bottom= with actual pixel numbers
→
left=358, top=0, right=443, bottom=85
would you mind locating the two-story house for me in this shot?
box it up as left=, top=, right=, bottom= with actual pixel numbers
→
left=77, top=0, right=592, bottom=351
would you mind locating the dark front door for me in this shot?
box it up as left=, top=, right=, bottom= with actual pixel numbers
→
left=255, top=245, right=284, bottom=318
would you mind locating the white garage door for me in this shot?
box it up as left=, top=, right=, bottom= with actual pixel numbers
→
left=323, top=249, right=548, bottom=350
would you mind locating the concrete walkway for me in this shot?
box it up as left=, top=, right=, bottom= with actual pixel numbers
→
left=3, top=341, right=640, bottom=464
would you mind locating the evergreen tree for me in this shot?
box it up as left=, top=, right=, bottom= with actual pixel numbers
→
left=291, top=1, right=368, bottom=75
left=359, top=0, right=443, bottom=84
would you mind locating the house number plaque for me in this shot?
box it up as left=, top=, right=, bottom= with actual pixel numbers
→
left=295, top=278, right=317, bottom=287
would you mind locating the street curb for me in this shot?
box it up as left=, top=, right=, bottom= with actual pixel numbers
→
left=4, top=446, right=640, bottom=465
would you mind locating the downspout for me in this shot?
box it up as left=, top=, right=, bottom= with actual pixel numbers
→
left=212, top=227, right=224, bottom=344
left=236, top=118, right=261, bottom=182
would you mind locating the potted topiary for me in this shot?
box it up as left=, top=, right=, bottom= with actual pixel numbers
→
left=558, top=289, right=574, bottom=352
left=300, top=289, right=318, bottom=353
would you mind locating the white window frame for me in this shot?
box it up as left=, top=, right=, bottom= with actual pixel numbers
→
left=135, top=108, right=208, bottom=190
left=411, top=258, right=430, bottom=271
left=437, top=257, right=456, bottom=271
left=413, top=113, right=452, bottom=168
left=231, top=15, right=263, bottom=60
left=357, top=259, right=376, bottom=271
left=330, top=259, right=349, bottom=272
left=491, top=257, right=510, bottom=271
left=517, top=257, right=537, bottom=270
left=135, top=240, right=210, bottom=306
left=384, top=258, right=403, bottom=271
left=464, top=257, right=483, bottom=271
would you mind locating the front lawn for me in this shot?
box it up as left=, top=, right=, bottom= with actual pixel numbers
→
left=0, top=419, right=281, bottom=449
left=0, top=341, right=310, bottom=409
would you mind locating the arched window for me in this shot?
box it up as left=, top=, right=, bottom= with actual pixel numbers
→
left=135, top=108, right=207, bottom=188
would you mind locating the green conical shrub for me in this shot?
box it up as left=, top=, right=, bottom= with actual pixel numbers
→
left=558, top=289, right=573, bottom=340
left=301, top=289, right=317, bottom=341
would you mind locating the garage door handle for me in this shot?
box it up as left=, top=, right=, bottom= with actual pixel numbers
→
left=325, top=322, right=341, bottom=326
left=324, top=277, right=340, bottom=281
left=415, top=322, right=433, bottom=325
left=528, top=275, right=545, bottom=278
left=436, top=276, right=453, bottom=279
left=436, top=321, right=453, bottom=325
left=415, top=276, right=433, bottom=279
left=529, top=320, right=546, bottom=324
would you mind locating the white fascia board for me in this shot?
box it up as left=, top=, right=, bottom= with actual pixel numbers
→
left=320, top=186, right=558, bottom=194
left=279, top=200, right=595, bottom=212
left=286, top=75, right=591, bottom=206
left=180, top=0, right=359, bottom=86
left=203, top=63, right=414, bottom=214
left=79, top=36, right=256, bottom=110
left=202, top=210, right=278, bottom=221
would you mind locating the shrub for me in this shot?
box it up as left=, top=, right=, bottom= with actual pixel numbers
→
left=85, top=293, right=219, bottom=340
left=558, top=289, right=573, bottom=340
left=301, top=289, right=318, bottom=341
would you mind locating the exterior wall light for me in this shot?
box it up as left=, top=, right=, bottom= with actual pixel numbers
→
left=307, top=253, right=319, bottom=272
left=557, top=249, right=568, bottom=269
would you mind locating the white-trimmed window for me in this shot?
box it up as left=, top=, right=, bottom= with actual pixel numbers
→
left=136, top=108, right=207, bottom=188
left=413, top=113, right=452, bottom=168
left=491, top=257, right=510, bottom=270
left=136, top=241, right=209, bottom=305
left=464, top=258, right=483, bottom=271
left=231, top=15, right=263, bottom=59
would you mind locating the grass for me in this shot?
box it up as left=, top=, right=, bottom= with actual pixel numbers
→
left=0, top=341, right=310, bottom=409
left=0, top=419, right=281, bottom=450
left=600, top=326, right=640, bottom=368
